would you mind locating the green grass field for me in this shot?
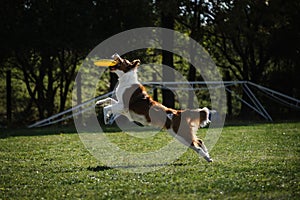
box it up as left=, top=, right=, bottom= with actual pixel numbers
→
left=1, top=122, right=299, bottom=199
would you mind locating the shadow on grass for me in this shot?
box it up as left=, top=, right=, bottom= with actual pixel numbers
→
left=0, top=121, right=163, bottom=138
left=87, top=162, right=186, bottom=172
left=224, top=119, right=300, bottom=127
left=0, top=125, right=77, bottom=138
left=0, top=124, right=125, bottom=138
left=2, top=120, right=298, bottom=138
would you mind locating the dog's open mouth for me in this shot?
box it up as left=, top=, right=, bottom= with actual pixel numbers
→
left=109, top=64, right=119, bottom=71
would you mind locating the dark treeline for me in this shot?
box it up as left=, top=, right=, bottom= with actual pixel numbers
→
left=0, top=0, right=299, bottom=126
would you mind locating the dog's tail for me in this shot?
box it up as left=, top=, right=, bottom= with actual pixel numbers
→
left=189, top=107, right=210, bottom=128
left=198, top=107, right=210, bottom=127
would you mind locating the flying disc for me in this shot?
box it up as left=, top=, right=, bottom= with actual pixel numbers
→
left=94, top=59, right=117, bottom=67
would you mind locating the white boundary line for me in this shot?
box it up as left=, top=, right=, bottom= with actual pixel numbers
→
left=28, top=81, right=300, bottom=128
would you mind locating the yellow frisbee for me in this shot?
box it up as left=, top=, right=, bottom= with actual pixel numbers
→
left=94, top=59, right=118, bottom=67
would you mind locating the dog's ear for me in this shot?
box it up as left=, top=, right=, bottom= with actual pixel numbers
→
left=132, top=59, right=140, bottom=67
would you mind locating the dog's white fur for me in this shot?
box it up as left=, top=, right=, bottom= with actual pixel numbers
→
left=96, top=55, right=212, bottom=162
left=97, top=69, right=141, bottom=124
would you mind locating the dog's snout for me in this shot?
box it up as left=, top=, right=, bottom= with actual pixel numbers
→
left=112, top=53, right=121, bottom=60
left=112, top=53, right=124, bottom=64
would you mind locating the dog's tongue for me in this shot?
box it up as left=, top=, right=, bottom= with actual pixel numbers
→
left=109, top=65, right=117, bottom=71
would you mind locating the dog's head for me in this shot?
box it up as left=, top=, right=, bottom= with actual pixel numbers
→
left=110, top=55, right=140, bottom=75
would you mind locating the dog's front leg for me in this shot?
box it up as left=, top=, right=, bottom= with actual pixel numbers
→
left=103, top=105, right=112, bottom=125
left=103, top=103, right=127, bottom=125
left=96, top=98, right=119, bottom=125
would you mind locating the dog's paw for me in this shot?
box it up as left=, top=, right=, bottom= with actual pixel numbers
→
left=204, top=156, right=213, bottom=162
left=107, top=115, right=116, bottom=125
left=104, top=113, right=115, bottom=125
left=96, top=100, right=107, bottom=106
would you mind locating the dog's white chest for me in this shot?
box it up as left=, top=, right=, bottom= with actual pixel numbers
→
left=115, top=85, right=127, bottom=103
left=115, top=70, right=139, bottom=103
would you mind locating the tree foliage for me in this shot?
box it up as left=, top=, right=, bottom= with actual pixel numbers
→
left=1, top=0, right=154, bottom=124
left=0, top=0, right=299, bottom=125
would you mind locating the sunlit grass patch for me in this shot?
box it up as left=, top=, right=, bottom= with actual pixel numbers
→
left=0, top=122, right=299, bottom=199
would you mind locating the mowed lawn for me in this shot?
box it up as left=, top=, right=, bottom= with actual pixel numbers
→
left=1, top=122, right=299, bottom=199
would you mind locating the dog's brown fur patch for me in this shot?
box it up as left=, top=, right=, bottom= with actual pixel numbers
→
left=122, top=84, right=208, bottom=149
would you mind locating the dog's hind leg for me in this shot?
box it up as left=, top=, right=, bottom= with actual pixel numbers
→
left=200, top=149, right=213, bottom=162
left=190, top=139, right=212, bottom=162
left=197, top=139, right=208, bottom=153
left=190, top=145, right=213, bottom=162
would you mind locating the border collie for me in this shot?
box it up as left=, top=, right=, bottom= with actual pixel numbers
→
left=96, top=54, right=213, bottom=162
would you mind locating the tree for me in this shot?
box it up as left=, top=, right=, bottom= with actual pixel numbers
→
left=0, top=0, right=156, bottom=124
left=266, top=0, right=300, bottom=98
left=155, top=0, right=181, bottom=108
left=199, top=1, right=280, bottom=117
left=176, top=0, right=299, bottom=117
left=176, top=0, right=211, bottom=108
left=1, top=1, right=94, bottom=120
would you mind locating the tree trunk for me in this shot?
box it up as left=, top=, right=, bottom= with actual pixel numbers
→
left=161, top=5, right=175, bottom=108
left=6, top=70, right=12, bottom=126
left=225, top=71, right=232, bottom=117
left=188, top=38, right=197, bottom=108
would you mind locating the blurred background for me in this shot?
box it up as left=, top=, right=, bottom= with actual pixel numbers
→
left=0, top=0, right=299, bottom=127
